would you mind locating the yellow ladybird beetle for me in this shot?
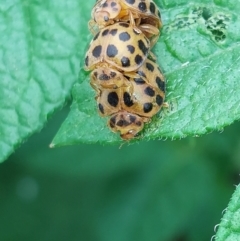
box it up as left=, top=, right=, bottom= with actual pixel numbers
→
left=90, top=58, right=165, bottom=140
left=89, top=0, right=162, bottom=47
left=84, top=22, right=151, bottom=73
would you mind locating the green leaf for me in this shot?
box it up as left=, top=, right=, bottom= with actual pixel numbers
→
left=0, top=0, right=92, bottom=162
left=215, top=184, right=240, bottom=241
left=52, top=0, right=240, bottom=146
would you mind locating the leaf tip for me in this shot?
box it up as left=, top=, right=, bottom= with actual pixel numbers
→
left=49, top=143, right=55, bottom=148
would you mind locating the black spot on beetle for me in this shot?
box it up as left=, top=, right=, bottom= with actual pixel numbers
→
left=136, top=121, right=142, bottom=126
left=127, top=45, right=135, bottom=53
left=93, top=71, right=98, bottom=78
left=102, top=29, right=109, bottom=36
left=111, top=1, right=117, bottom=7
left=110, top=115, right=116, bottom=125
left=99, top=73, right=110, bottom=80
left=102, top=2, right=108, bottom=7
left=108, top=92, right=119, bottom=107
left=110, top=29, right=118, bottom=36
left=117, top=119, right=130, bottom=127
left=134, top=77, right=145, bottom=84
left=143, top=103, right=153, bottom=113
left=149, top=2, right=156, bottom=14
left=144, top=86, right=155, bottom=97
left=109, top=121, right=114, bottom=128
left=138, top=2, right=147, bottom=12
left=98, top=103, right=104, bottom=114
left=124, top=92, right=134, bottom=107
left=92, top=45, right=102, bottom=58
left=119, top=31, right=131, bottom=41
left=125, top=0, right=135, bottom=4
left=129, top=115, right=136, bottom=123
left=156, top=95, right=163, bottom=106
left=107, top=44, right=118, bottom=57
left=146, top=62, right=154, bottom=72
left=157, top=10, right=161, bottom=18
left=138, top=39, right=149, bottom=55
left=110, top=72, right=117, bottom=78
left=135, top=54, right=143, bottom=65
left=121, top=57, right=130, bottom=67
left=156, top=76, right=165, bottom=92
left=119, top=22, right=129, bottom=27
left=137, top=70, right=146, bottom=78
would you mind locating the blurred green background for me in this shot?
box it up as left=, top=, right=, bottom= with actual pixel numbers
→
left=0, top=104, right=239, bottom=241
